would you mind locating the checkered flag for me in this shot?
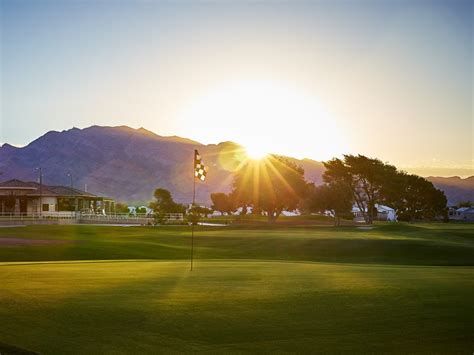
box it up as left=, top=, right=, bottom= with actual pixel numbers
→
left=194, top=150, right=207, bottom=181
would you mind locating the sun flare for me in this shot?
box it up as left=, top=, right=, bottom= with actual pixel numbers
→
left=245, top=145, right=269, bottom=160
left=177, top=80, right=348, bottom=161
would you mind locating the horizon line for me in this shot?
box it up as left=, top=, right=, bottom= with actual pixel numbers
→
left=1, top=124, right=473, bottom=179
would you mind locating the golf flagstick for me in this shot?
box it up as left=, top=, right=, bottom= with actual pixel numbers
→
left=191, top=149, right=207, bottom=271
left=191, top=162, right=196, bottom=271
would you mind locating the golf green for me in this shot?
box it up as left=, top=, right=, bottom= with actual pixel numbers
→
left=0, top=223, right=473, bottom=354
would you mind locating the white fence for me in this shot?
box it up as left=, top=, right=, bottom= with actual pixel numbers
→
left=0, top=212, right=185, bottom=225
left=0, top=212, right=153, bottom=225
left=163, top=213, right=184, bottom=222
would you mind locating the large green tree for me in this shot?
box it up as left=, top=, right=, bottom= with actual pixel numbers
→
left=149, top=188, right=185, bottom=222
left=457, top=201, right=472, bottom=208
left=304, top=182, right=353, bottom=226
left=232, top=155, right=308, bottom=223
left=210, top=192, right=235, bottom=215
left=388, top=173, right=447, bottom=222
left=324, top=155, right=447, bottom=223
left=323, top=155, right=398, bottom=224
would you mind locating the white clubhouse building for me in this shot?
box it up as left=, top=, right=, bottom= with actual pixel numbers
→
left=0, top=179, right=115, bottom=216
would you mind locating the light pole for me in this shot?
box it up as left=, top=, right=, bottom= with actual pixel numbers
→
left=67, top=173, right=74, bottom=189
left=67, top=172, right=77, bottom=213
left=36, top=167, right=42, bottom=217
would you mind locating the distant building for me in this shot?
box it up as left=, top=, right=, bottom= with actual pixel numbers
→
left=0, top=179, right=114, bottom=216
left=449, top=206, right=474, bottom=221
left=352, top=204, right=397, bottom=222
left=128, top=205, right=153, bottom=216
left=447, top=206, right=457, bottom=218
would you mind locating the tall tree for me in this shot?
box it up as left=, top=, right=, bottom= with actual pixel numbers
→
left=210, top=192, right=235, bottom=215
left=323, top=155, right=398, bottom=224
left=324, top=156, right=447, bottom=223
left=390, top=174, right=447, bottom=222
left=457, top=201, right=472, bottom=208
left=149, top=188, right=185, bottom=214
left=305, top=182, right=353, bottom=226
left=232, top=155, right=308, bottom=223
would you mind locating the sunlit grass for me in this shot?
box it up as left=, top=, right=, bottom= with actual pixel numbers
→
left=0, top=223, right=473, bottom=265
left=0, top=223, right=473, bottom=353
left=1, top=260, right=473, bottom=354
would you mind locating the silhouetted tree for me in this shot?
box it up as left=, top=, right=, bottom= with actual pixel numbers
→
left=149, top=188, right=185, bottom=224
left=187, top=205, right=213, bottom=225
left=305, top=182, right=353, bottom=226
left=192, top=205, right=213, bottom=216
left=323, top=155, right=398, bottom=224
left=210, top=192, right=235, bottom=215
left=391, top=174, right=447, bottom=222
left=232, top=155, right=308, bottom=223
left=458, top=201, right=472, bottom=208
left=324, top=156, right=447, bottom=223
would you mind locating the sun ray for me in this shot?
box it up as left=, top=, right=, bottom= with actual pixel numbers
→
left=246, top=145, right=268, bottom=160
left=252, top=160, right=261, bottom=211
left=265, top=156, right=298, bottom=198
left=259, top=159, right=278, bottom=206
left=234, top=158, right=255, bottom=207
left=213, top=146, right=250, bottom=188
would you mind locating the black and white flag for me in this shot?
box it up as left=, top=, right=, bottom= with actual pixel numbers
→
left=194, top=150, right=207, bottom=181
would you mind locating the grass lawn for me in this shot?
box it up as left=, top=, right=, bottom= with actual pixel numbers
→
left=0, top=223, right=473, bottom=354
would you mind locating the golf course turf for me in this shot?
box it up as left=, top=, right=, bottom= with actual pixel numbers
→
left=0, top=223, right=473, bottom=354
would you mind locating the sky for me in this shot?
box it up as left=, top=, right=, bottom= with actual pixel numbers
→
left=1, top=0, right=472, bottom=177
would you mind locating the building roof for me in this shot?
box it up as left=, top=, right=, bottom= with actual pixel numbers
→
left=457, top=207, right=474, bottom=213
left=0, top=179, right=98, bottom=198
left=376, top=205, right=395, bottom=212
left=352, top=204, right=395, bottom=213
left=0, top=179, right=37, bottom=189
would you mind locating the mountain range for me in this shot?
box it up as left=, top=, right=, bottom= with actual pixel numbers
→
left=424, top=176, right=474, bottom=206
left=0, top=126, right=471, bottom=205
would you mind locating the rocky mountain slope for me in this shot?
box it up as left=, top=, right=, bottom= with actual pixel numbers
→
left=1, top=125, right=471, bottom=205
left=426, top=176, right=474, bottom=206
left=0, top=126, right=324, bottom=204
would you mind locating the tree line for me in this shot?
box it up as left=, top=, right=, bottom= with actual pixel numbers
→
left=210, top=154, right=447, bottom=225
left=143, top=154, right=447, bottom=225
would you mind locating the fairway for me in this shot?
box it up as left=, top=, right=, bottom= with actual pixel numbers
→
left=1, top=223, right=473, bottom=354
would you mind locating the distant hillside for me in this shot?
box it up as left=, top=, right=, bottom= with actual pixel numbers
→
left=426, top=176, right=474, bottom=205
left=0, top=126, right=324, bottom=204
left=1, top=125, right=469, bottom=205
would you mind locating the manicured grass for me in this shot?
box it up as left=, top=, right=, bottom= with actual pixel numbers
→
left=202, top=213, right=338, bottom=225
left=1, top=261, right=473, bottom=354
left=0, top=223, right=473, bottom=265
left=0, top=223, right=473, bottom=353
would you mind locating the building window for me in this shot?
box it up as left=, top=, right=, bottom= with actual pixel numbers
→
left=42, top=204, right=49, bottom=212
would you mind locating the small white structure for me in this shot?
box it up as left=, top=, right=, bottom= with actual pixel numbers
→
left=376, top=205, right=397, bottom=221
left=229, top=206, right=300, bottom=217
left=281, top=210, right=301, bottom=217
left=450, top=207, right=474, bottom=221
left=352, top=204, right=397, bottom=222
left=232, top=206, right=253, bottom=215
left=128, top=205, right=153, bottom=216
left=0, top=179, right=114, bottom=216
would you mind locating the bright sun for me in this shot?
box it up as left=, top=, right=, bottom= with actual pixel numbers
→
left=176, top=80, right=348, bottom=161
left=245, top=145, right=268, bottom=160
